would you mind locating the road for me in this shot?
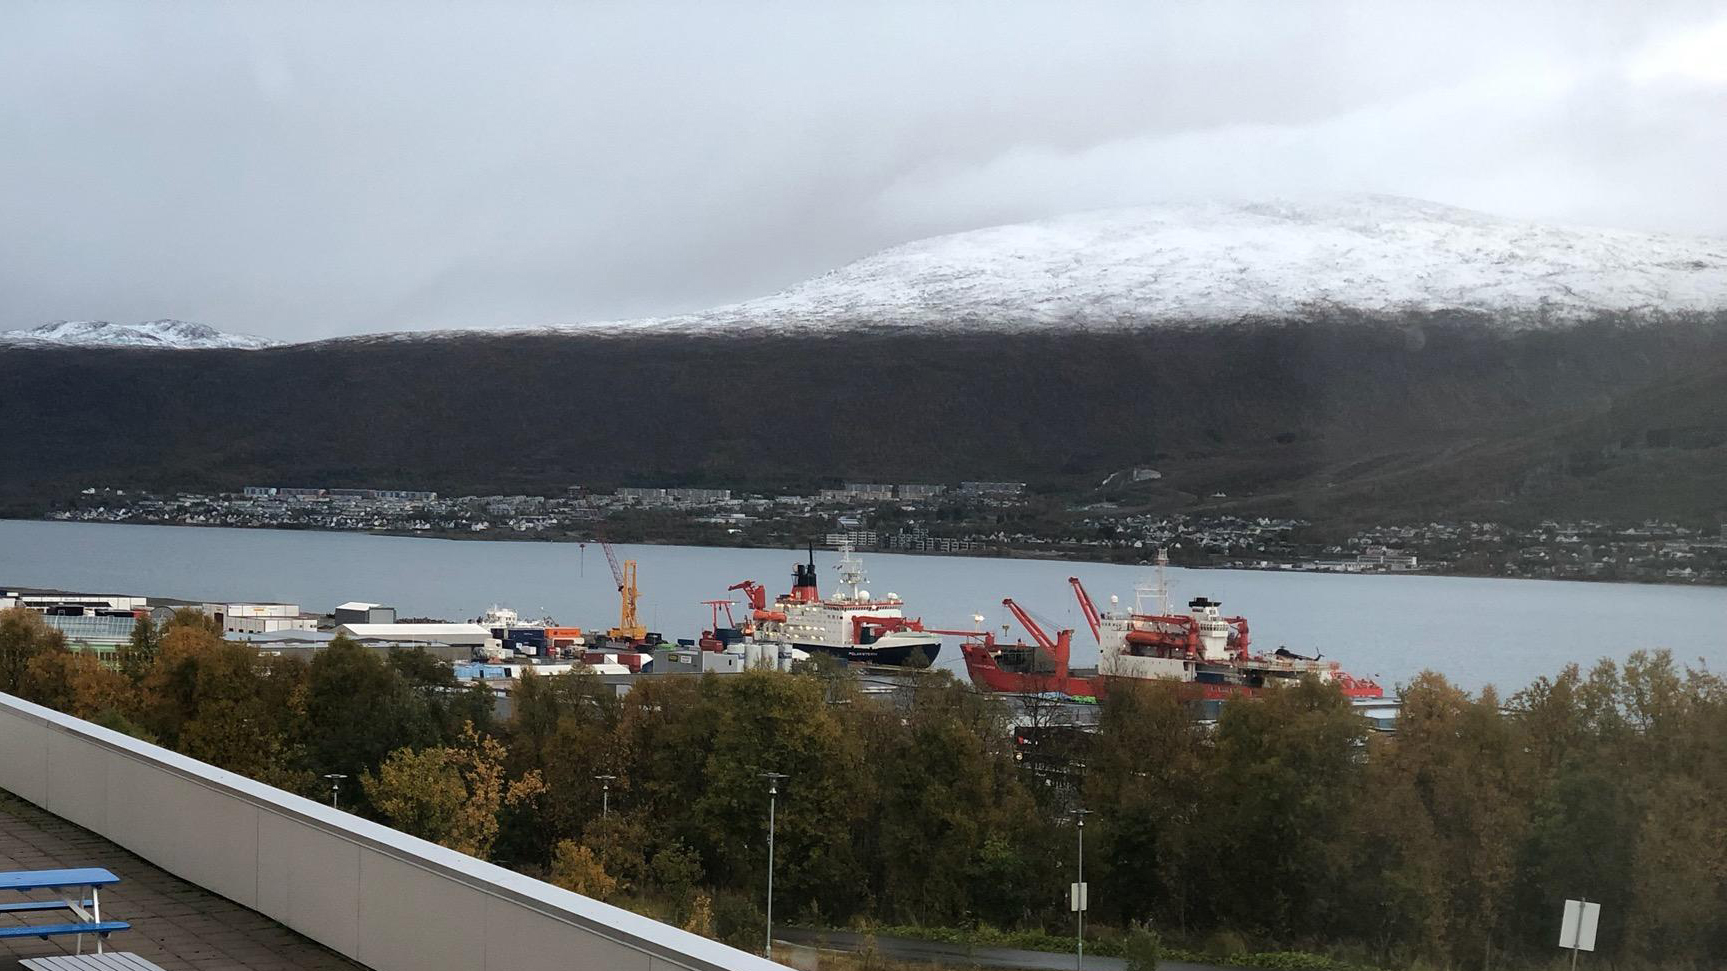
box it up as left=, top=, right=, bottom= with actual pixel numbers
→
left=775, top=927, right=1229, bottom=971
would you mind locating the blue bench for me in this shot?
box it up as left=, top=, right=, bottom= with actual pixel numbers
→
left=0, top=922, right=131, bottom=941
left=0, top=867, right=126, bottom=954
left=0, top=900, right=95, bottom=914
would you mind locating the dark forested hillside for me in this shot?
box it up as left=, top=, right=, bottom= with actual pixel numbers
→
left=3, top=315, right=1724, bottom=524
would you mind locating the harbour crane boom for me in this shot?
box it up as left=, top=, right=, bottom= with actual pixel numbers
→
left=728, top=579, right=767, bottom=611
left=597, top=537, right=644, bottom=642
left=1068, top=576, right=1102, bottom=645
left=1001, top=597, right=1056, bottom=650
left=701, top=599, right=737, bottom=630
left=601, top=539, right=625, bottom=591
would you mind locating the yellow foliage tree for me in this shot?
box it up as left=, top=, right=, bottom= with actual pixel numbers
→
left=365, top=723, right=543, bottom=859
left=681, top=891, right=715, bottom=938
left=1, top=607, right=66, bottom=695
left=549, top=841, right=618, bottom=900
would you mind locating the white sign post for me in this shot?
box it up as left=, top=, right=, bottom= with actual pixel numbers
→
left=1070, top=882, right=1087, bottom=912
left=1559, top=898, right=1600, bottom=970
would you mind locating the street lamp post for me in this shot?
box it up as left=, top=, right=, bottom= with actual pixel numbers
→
left=323, top=773, right=348, bottom=810
left=762, top=771, right=788, bottom=959
left=1070, top=807, right=1093, bottom=970
left=595, top=774, right=617, bottom=818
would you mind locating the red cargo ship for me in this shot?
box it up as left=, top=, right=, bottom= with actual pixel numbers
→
left=954, top=555, right=1383, bottom=702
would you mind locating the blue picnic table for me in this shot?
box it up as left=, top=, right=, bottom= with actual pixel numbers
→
left=0, top=868, right=129, bottom=954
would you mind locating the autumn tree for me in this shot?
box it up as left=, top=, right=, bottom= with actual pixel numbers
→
left=608, top=676, right=714, bottom=831
left=136, top=623, right=311, bottom=789
left=871, top=675, right=1038, bottom=925
left=22, top=648, right=134, bottom=720
left=390, top=647, right=497, bottom=740
left=1204, top=676, right=1365, bottom=939
left=689, top=670, right=869, bottom=920
left=1624, top=776, right=1727, bottom=959
left=1341, top=730, right=1447, bottom=963
left=1086, top=679, right=1213, bottom=934
left=364, top=723, right=544, bottom=859
left=512, top=667, right=627, bottom=853
left=305, top=636, right=440, bottom=793
left=549, top=841, right=617, bottom=899
left=1355, top=672, right=1530, bottom=966
left=0, top=607, right=66, bottom=695
left=118, top=614, right=162, bottom=682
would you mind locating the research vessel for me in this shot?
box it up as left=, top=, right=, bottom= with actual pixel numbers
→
left=727, top=545, right=941, bottom=667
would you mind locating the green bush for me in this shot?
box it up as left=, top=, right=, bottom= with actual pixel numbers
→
left=855, top=923, right=1127, bottom=958
left=710, top=889, right=765, bottom=953
left=1204, top=929, right=1251, bottom=958
left=1124, top=924, right=1163, bottom=971
left=1224, top=952, right=1389, bottom=971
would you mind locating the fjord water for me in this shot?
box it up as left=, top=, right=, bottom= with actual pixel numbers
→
left=3, top=519, right=1722, bottom=693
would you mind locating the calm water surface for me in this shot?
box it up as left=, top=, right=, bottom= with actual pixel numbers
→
left=3, top=520, right=1722, bottom=693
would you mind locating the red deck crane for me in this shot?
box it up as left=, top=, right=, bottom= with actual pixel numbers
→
left=1001, top=598, right=1056, bottom=650
left=1000, top=597, right=1075, bottom=681
left=727, top=579, right=767, bottom=611
left=701, top=599, right=737, bottom=630
left=1068, top=577, right=1102, bottom=644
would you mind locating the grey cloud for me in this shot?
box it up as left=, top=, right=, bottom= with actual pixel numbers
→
left=1, top=1, right=1723, bottom=341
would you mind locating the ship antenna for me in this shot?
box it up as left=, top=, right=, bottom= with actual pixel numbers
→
left=1155, top=547, right=1172, bottom=615
left=834, top=538, right=866, bottom=600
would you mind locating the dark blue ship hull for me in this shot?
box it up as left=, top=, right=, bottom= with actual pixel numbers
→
left=797, top=641, right=940, bottom=668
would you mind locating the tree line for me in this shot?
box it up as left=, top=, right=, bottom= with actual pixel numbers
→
left=2, top=605, right=1723, bottom=968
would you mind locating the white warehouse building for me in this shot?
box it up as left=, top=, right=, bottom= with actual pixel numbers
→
left=334, top=622, right=495, bottom=649
left=202, top=602, right=320, bottom=635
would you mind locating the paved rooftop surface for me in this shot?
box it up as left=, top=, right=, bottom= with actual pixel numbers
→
left=0, top=794, right=364, bottom=971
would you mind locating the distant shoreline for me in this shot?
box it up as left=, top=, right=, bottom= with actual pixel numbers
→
left=8, top=516, right=1721, bottom=590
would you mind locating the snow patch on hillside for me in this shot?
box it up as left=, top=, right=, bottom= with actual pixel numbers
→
left=0, top=319, right=276, bottom=350
left=552, top=195, right=1727, bottom=334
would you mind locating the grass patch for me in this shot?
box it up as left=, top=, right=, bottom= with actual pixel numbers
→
left=823, top=923, right=1398, bottom=971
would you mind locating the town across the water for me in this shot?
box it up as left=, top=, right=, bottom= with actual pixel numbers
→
left=38, top=480, right=1727, bottom=584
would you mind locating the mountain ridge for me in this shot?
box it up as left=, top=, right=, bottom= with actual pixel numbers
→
left=514, top=195, right=1727, bottom=337
left=12, top=197, right=1726, bottom=346
left=0, top=319, right=275, bottom=350
left=2, top=315, right=1724, bottom=526
left=3, top=197, right=1723, bottom=527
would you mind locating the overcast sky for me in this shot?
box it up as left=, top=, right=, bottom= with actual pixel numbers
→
left=3, top=1, right=1725, bottom=341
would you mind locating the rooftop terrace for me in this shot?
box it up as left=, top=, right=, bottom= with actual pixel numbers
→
left=0, top=794, right=361, bottom=971
left=0, top=692, right=784, bottom=971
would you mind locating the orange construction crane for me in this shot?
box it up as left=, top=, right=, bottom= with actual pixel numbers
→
left=599, top=537, right=645, bottom=642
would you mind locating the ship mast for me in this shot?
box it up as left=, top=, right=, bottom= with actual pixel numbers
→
left=1155, top=547, right=1172, bottom=615
left=834, top=540, right=867, bottom=601
left=1134, top=547, right=1174, bottom=615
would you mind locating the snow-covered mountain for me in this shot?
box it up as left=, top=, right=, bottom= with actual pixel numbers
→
left=0, top=319, right=276, bottom=350
left=543, top=195, right=1726, bottom=335
left=16, top=198, right=1727, bottom=349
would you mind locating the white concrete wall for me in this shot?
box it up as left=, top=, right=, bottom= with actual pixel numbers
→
left=0, top=692, right=784, bottom=971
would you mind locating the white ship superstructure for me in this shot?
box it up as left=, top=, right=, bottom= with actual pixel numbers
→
left=735, top=544, right=941, bottom=667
